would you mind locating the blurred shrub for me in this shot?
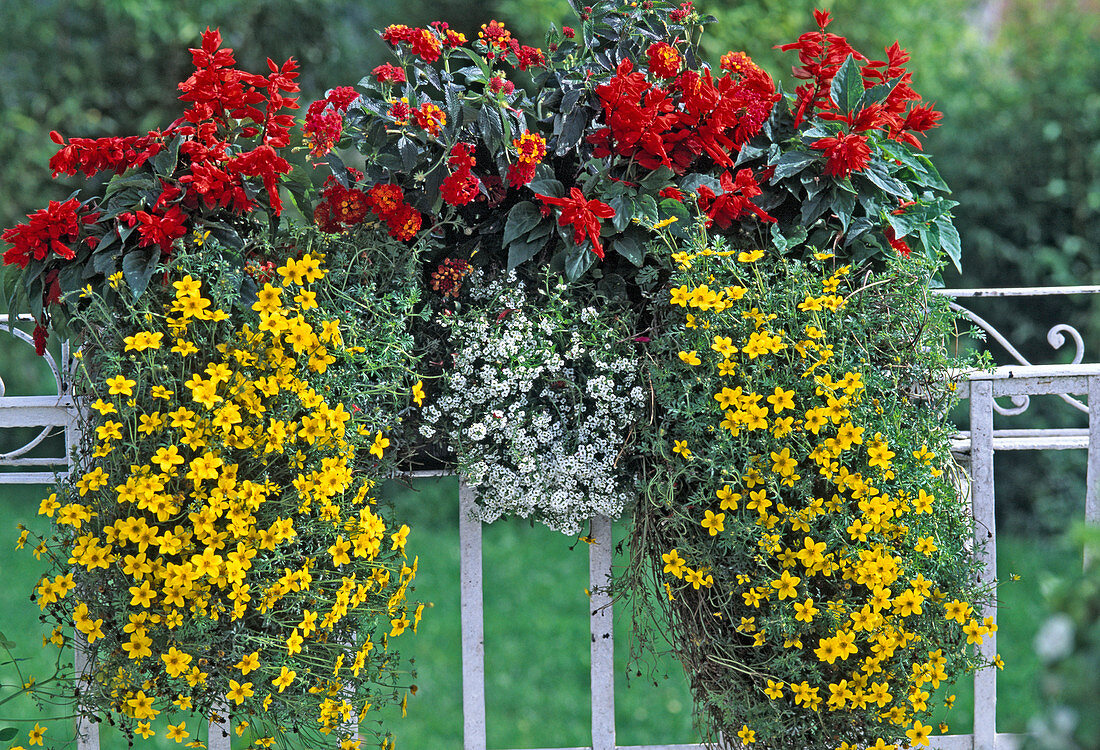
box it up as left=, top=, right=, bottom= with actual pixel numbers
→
left=1026, top=524, right=1100, bottom=750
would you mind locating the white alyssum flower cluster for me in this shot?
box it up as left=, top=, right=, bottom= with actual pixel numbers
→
left=424, top=272, right=646, bottom=534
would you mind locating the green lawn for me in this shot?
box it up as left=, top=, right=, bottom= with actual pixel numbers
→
left=0, top=477, right=1082, bottom=748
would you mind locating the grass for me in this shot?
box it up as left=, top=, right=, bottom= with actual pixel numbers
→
left=0, top=477, right=1082, bottom=748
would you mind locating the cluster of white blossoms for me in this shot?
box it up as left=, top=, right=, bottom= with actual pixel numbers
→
left=423, top=272, right=646, bottom=534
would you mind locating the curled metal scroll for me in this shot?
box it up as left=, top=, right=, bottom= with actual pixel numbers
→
left=950, top=302, right=1088, bottom=415
left=0, top=315, right=70, bottom=463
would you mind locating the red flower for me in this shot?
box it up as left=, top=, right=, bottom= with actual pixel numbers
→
left=1, top=199, right=99, bottom=268
left=385, top=204, right=422, bottom=241
left=489, top=75, right=515, bottom=95
left=659, top=186, right=685, bottom=202
left=411, top=28, right=443, bottom=63
left=382, top=25, right=416, bottom=45
left=534, top=188, right=616, bottom=259
left=134, top=205, right=188, bottom=253
left=372, top=63, right=406, bottom=84
left=441, top=169, right=481, bottom=206
left=562, top=26, right=575, bottom=39
left=413, top=103, right=446, bottom=136
left=695, top=169, right=775, bottom=228
left=507, top=132, right=546, bottom=188
left=332, top=187, right=371, bottom=224
left=647, top=42, right=682, bottom=79
left=811, top=131, right=871, bottom=178
left=367, top=183, right=405, bottom=218
left=885, top=226, right=912, bottom=257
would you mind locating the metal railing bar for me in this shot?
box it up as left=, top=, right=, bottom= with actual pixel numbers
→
left=934, top=286, right=1100, bottom=297
left=589, top=515, right=615, bottom=750
left=969, top=380, right=997, bottom=750
left=459, top=482, right=488, bottom=750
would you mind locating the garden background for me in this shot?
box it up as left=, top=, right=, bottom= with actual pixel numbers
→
left=0, top=0, right=1097, bottom=746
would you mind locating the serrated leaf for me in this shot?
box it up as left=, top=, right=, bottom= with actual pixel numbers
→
left=478, top=105, right=504, bottom=150
left=503, top=202, right=543, bottom=246
left=830, top=55, right=864, bottom=114
left=556, top=108, right=588, bottom=156
left=773, top=150, right=818, bottom=180
left=397, top=137, right=418, bottom=172
left=122, top=248, right=160, bottom=298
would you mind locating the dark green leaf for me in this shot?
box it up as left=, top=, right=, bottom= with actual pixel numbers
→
left=659, top=198, right=690, bottom=238
left=936, top=216, right=962, bottom=272
left=773, top=150, right=818, bottom=180
left=0, top=631, right=15, bottom=649
left=506, top=235, right=547, bottom=270
left=122, top=248, right=160, bottom=298
left=829, top=55, right=863, bottom=114
left=0, top=727, right=18, bottom=741
left=58, top=261, right=84, bottom=294
left=833, top=188, right=857, bottom=230
left=612, top=229, right=646, bottom=266
left=608, top=196, right=633, bottom=233
left=561, top=87, right=584, bottom=113
left=503, top=202, right=543, bottom=246
left=104, top=173, right=156, bottom=199
left=528, top=178, right=564, bottom=198
left=204, top=222, right=243, bottom=251
left=478, top=105, right=504, bottom=150
left=152, top=134, right=182, bottom=174
left=844, top=217, right=875, bottom=246
left=861, top=161, right=912, bottom=199
left=397, top=137, right=418, bottom=172
left=556, top=108, right=588, bottom=156
left=858, top=74, right=904, bottom=111
left=636, top=194, right=659, bottom=223
left=563, top=243, right=596, bottom=281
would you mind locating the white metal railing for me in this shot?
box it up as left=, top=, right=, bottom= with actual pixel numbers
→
left=3, top=289, right=1099, bottom=750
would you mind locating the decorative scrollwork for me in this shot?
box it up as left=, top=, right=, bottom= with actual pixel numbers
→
left=949, top=301, right=1088, bottom=415
left=0, top=314, right=73, bottom=468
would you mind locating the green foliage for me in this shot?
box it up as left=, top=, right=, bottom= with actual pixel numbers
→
left=1025, top=525, right=1100, bottom=750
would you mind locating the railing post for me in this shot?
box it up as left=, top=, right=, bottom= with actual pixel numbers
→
left=1086, top=376, right=1100, bottom=570
left=208, top=703, right=231, bottom=750
left=969, top=379, right=997, bottom=750
left=589, top=515, right=615, bottom=750
left=459, top=482, right=487, bottom=750
left=73, top=633, right=98, bottom=750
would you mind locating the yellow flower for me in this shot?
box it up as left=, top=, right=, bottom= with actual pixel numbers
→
left=738, top=726, right=756, bottom=743
left=737, top=249, right=764, bottom=262
left=272, top=665, right=296, bottom=693
left=411, top=380, right=425, bottom=406
left=105, top=374, right=136, bottom=396
left=793, top=598, right=819, bottom=623
left=906, top=721, right=932, bottom=747
left=166, top=721, right=189, bottom=743
left=764, top=680, right=784, bottom=699
left=770, top=570, right=800, bottom=600
left=27, top=723, right=46, bottom=746
left=678, top=350, right=701, bottom=366
left=701, top=510, right=725, bottom=536
left=672, top=440, right=692, bottom=459
left=226, top=680, right=254, bottom=705
left=234, top=651, right=260, bottom=675
left=370, top=431, right=390, bottom=458
left=662, top=549, right=686, bottom=578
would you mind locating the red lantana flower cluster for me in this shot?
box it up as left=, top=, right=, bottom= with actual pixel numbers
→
left=441, top=143, right=482, bottom=207
left=303, top=86, right=360, bottom=157
left=506, top=132, right=546, bottom=188
left=590, top=53, right=779, bottom=175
